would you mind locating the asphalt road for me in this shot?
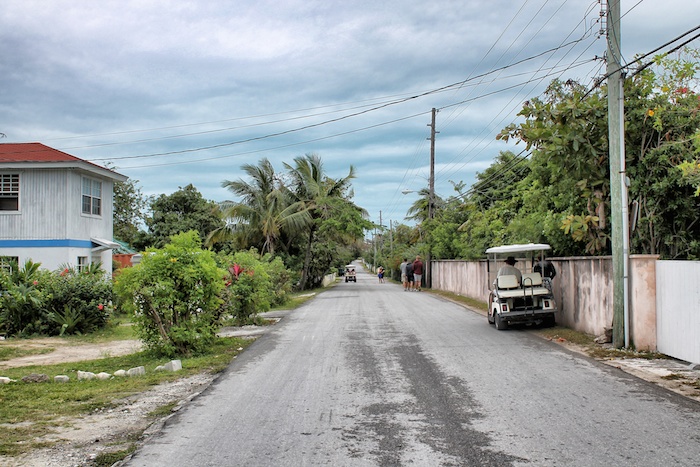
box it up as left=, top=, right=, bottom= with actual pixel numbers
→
left=126, top=266, right=700, bottom=466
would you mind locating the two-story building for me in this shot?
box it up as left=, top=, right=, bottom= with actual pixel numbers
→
left=0, top=143, right=127, bottom=272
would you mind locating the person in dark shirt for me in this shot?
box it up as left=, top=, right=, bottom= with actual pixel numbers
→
left=534, top=258, right=556, bottom=290
left=405, top=260, right=414, bottom=291
left=412, top=255, right=424, bottom=292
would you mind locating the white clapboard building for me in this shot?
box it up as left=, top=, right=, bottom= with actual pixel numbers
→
left=0, top=143, right=127, bottom=272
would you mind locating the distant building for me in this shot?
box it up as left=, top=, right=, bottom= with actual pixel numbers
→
left=0, top=142, right=127, bottom=272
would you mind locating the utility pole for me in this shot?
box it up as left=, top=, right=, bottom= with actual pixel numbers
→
left=606, top=1, right=629, bottom=348
left=426, top=108, right=438, bottom=289
left=378, top=210, right=383, bottom=269
left=428, top=108, right=437, bottom=221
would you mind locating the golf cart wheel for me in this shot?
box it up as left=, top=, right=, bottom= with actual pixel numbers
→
left=495, top=313, right=509, bottom=330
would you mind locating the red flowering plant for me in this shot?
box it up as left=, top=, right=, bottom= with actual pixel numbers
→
left=217, top=250, right=273, bottom=326
left=41, top=263, right=114, bottom=335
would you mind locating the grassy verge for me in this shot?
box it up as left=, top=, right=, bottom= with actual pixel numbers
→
left=427, top=288, right=489, bottom=313
left=270, top=287, right=330, bottom=311
left=0, top=336, right=251, bottom=456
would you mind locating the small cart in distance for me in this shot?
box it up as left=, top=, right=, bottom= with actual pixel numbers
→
left=344, top=265, right=356, bottom=282
left=486, top=243, right=557, bottom=330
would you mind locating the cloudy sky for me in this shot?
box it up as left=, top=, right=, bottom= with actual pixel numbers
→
left=2, top=1, right=700, bottom=229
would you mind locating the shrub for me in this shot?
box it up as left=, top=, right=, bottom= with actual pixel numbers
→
left=0, top=260, right=48, bottom=336
left=40, top=265, right=113, bottom=335
left=114, top=231, right=225, bottom=357
left=260, top=253, right=293, bottom=307
left=0, top=260, right=114, bottom=337
left=218, top=250, right=272, bottom=324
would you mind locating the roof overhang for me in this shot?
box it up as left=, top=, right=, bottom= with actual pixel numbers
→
left=91, top=237, right=121, bottom=252
left=0, top=161, right=128, bottom=182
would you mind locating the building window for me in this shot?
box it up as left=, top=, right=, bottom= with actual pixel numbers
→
left=77, top=256, right=89, bottom=272
left=0, top=256, right=19, bottom=273
left=0, top=174, right=19, bottom=211
left=82, top=177, right=102, bottom=216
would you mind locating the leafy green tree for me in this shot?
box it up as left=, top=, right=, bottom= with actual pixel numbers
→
left=115, top=231, right=225, bottom=356
left=624, top=48, right=700, bottom=258
left=498, top=79, right=610, bottom=254
left=143, top=184, right=224, bottom=249
left=113, top=175, right=151, bottom=247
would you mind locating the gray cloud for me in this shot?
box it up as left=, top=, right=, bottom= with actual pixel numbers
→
left=2, top=0, right=699, bottom=226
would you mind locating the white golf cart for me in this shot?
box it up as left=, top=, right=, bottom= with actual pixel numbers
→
left=486, top=243, right=557, bottom=330
left=344, top=264, right=357, bottom=282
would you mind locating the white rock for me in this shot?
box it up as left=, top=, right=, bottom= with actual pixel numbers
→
left=54, top=375, right=70, bottom=383
left=114, top=369, right=127, bottom=377
left=0, top=376, right=15, bottom=384
left=96, top=372, right=112, bottom=380
left=164, top=360, right=182, bottom=372
left=127, top=366, right=146, bottom=377
left=77, top=371, right=96, bottom=381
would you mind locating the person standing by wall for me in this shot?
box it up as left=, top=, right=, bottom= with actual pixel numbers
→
left=405, top=260, right=414, bottom=291
left=534, top=258, right=556, bottom=290
left=399, top=258, right=409, bottom=291
left=412, top=255, right=424, bottom=292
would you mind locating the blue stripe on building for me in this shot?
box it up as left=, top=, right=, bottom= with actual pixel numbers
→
left=0, top=239, right=94, bottom=248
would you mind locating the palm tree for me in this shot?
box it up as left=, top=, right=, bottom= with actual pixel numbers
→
left=207, top=159, right=310, bottom=254
left=405, top=187, right=432, bottom=224
left=284, top=153, right=361, bottom=289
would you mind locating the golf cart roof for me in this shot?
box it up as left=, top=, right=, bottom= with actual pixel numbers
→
left=345, top=264, right=356, bottom=268
left=485, top=243, right=551, bottom=255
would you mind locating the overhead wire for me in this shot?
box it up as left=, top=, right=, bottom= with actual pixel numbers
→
left=434, top=1, right=602, bottom=188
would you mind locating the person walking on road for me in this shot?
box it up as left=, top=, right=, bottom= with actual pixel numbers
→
left=377, top=266, right=385, bottom=283
left=399, top=258, right=409, bottom=290
left=412, top=255, right=424, bottom=292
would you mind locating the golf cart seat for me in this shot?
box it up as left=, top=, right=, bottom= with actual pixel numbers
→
left=521, top=272, right=543, bottom=287
left=497, top=275, right=520, bottom=289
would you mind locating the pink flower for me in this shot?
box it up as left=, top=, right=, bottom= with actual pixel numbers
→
left=229, top=263, right=244, bottom=279
left=33, top=280, right=38, bottom=286
left=98, top=304, right=104, bottom=311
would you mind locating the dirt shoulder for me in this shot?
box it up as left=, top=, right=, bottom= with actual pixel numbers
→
left=0, top=338, right=143, bottom=369
left=0, top=333, right=246, bottom=467
left=4, top=372, right=217, bottom=467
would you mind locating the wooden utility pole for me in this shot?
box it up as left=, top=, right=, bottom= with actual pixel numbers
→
left=607, top=1, right=629, bottom=348
left=428, top=108, right=437, bottom=221
left=426, top=108, right=437, bottom=288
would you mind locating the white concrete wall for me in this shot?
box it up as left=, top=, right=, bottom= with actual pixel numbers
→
left=656, top=260, right=700, bottom=364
